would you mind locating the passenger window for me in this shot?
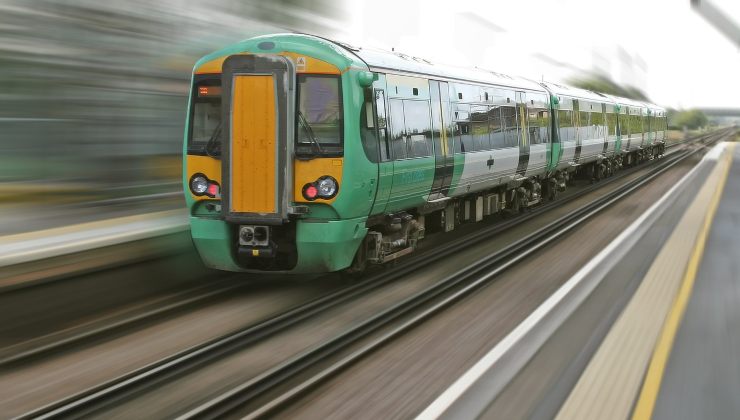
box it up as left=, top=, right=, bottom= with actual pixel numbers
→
left=631, top=112, right=641, bottom=137
left=538, top=109, right=551, bottom=144
left=360, top=88, right=379, bottom=162
left=645, top=115, right=651, bottom=136
left=456, top=122, right=472, bottom=152
left=364, top=100, right=374, bottom=129
left=403, top=100, right=433, bottom=158
left=471, top=105, right=490, bottom=150
left=389, top=99, right=407, bottom=159
left=591, top=108, right=605, bottom=139
left=527, top=98, right=549, bottom=145
left=619, top=111, right=629, bottom=137
left=375, top=90, right=389, bottom=161
left=606, top=112, right=617, bottom=137
left=454, top=103, right=472, bottom=153
left=489, top=106, right=506, bottom=149
left=501, top=106, right=518, bottom=147
left=579, top=111, right=591, bottom=139
left=454, top=103, right=470, bottom=121
left=517, top=104, right=527, bottom=146
left=558, top=109, right=574, bottom=142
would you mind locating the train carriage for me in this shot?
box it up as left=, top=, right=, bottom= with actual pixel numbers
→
left=608, top=96, right=667, bottom=164
left=642, top=101, right=668, bottom=157
left=543, top=83, right=615, bottom=166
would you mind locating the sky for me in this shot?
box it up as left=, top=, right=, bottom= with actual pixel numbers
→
left=343, top=0, right=740, bottom=109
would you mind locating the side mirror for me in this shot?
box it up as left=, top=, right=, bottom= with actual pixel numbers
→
left=357, top=71, right=375, bottom=87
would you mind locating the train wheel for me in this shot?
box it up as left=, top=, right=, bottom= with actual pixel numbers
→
left=511, top=190, right=523, bottom=214
left=345, top=238, right=369, bottom=275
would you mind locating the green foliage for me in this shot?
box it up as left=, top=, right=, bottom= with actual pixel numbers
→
left=567, top=74, right=649, bottom=101
left=667, top=108, right=708, bottom=130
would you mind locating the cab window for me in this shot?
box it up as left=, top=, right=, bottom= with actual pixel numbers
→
left=188, top=76, right=222, bottom=156
left=296, top=74, right=343, bottom=156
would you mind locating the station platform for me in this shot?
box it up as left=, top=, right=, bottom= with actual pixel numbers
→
left=0, top=209, right=189, bottom=290
left=556, top=141, right=740, bottom=420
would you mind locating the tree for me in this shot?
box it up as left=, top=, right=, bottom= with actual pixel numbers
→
left=668, top=109, right=708, bottom=130
left=567, top=74, right=650, bottom=101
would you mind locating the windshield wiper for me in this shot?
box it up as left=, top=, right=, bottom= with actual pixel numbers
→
left=297, top=110, right=323, bottom=155
left=205, top=122, right=222, bottom=158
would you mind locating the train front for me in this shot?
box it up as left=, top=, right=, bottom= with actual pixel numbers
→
left=183, top=34, right=376, bottom=273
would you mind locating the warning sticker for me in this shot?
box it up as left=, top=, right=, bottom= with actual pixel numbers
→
left=296, top=56, right=307, bottom=71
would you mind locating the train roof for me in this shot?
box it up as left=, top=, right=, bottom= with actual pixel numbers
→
left=609, top=95, right=650, bottom=109
left=539, top=81, right=614, bottom=104
left=329, top=40, right=546, bottom=93
left=541, top=80, right=666, bottom=113
left=640, top=101, right=666, bottom=112
left=235, top=35, right=665, bottom=112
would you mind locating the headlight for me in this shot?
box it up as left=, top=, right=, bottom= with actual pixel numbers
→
left=316, top=176, right=338, bottom=198
left=190, top=174, right=209, bottom=195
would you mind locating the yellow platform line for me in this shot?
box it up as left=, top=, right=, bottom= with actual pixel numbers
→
left=632, top=142, right=735, bottom=420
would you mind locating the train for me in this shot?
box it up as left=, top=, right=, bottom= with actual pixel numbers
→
left=184, top=33, right=667, bottom=274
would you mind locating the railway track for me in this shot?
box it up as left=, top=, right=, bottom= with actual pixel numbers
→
left=0, top=277, right=244, bottom=366
left=16, top=129, right=732, bottom=419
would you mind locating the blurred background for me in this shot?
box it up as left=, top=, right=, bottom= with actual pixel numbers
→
left=1, top=0, right=738, bottom=234
left=0, top=0, right=350, bottom=233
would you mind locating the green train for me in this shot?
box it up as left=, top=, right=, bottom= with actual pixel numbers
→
left=184, top=33, right=667, bottom=274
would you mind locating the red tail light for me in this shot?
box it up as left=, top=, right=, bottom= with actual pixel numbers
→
left=302, top=183, right=318, bottom=200
left=207, top=183, right=220, bottom=197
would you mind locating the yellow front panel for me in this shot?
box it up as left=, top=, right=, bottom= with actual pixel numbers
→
left=231, top=75, right=276, bottom=214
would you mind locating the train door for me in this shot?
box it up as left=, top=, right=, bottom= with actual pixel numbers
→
left=600, top=103, right=609, bottom=156
left=428, top=80, right=454, bottom=200
left=525, top=92, right=548, bottom=176
left=583, top=102, right=600, bottom=160
left=622, top=107, right=632, bottom=151
left=515, top=91, right=529, bottom=176
left=547, top=93, right=561, bottom=171
left=383, top=75, right=435, bottom=212
left=631, top=108, right=638, bottom=150
left=220, top=54, right=292, bottom=224
left=385, top=100, right=435, bottom=212
left=369, top=88, right=393, bottom=215
left=558, top=97, right=576, bottom=166
left=573, top=99, right=582, bottom=163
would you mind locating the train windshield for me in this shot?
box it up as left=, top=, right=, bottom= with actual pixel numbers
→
left=296, top=74, right=343, bottom=157
left=188, top=76, right=222, bottom=156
